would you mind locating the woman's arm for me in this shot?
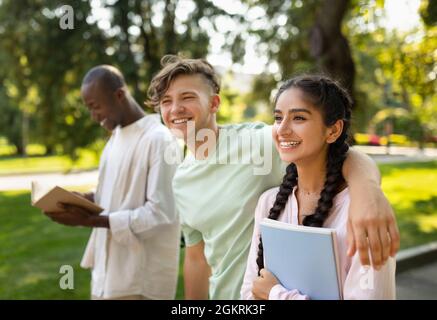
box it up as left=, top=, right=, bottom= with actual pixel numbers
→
left=253, top=269, right=309, bottom=300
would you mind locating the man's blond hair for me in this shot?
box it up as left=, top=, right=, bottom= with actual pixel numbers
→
left=147, top=55, right=220, bottom=110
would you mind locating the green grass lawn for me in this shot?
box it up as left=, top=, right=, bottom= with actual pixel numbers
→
left=0, top=161, right=436, bottom=299
left=379, top=161, right=437, bottom=249
left=0, top=149, right=100, bottom=175
left=0, top=190, right=184, bottom=299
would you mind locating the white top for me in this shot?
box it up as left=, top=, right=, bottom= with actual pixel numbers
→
left=80, top=114, right=181, bottom=299
left=241, top=187, right=396, bottom=300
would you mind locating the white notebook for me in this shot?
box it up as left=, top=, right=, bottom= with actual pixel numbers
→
left=260, top=218, right=342, bottom=300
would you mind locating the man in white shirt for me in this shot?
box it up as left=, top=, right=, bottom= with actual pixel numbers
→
left=44, top=65, right=180, bottom=300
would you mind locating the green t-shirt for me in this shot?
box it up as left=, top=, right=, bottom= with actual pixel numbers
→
left=173, top=122, right=286, bottom=299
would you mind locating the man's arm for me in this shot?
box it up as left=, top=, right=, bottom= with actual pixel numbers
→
left=45, top=134, right=179, bottom=237
left=342, top=148, right=400, bottom=270
left=43, top=191, right=101, bottom=228
left=44, top=192, right=105, bottom=228
left=184, top=240, right=211, bottom=300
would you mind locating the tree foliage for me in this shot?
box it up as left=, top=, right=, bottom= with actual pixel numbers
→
left=0, top=0, right=229, bottom=156
left=0, top=0, right=435, bottom=158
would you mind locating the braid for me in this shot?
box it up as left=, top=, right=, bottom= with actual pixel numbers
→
left=304, top=78, right=351, bottom=227
left=303, top=140, right=349, bottom=227
left=256, top=164, right=297, bottom=274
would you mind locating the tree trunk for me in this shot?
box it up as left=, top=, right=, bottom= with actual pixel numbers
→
left=309, top=0, right=355, bottom=102
left=21, top=111, right=28, bottom=157
left=45, top=144, right=55, bottom=156
left=163, top=0, right=177, bottom=55
left=139, top=0, right=162, bottom=83
left=116, top=1, right=141, bottom=101
left=13, top=142, right=25, bottom=156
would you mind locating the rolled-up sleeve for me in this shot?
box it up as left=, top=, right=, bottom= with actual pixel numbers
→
left=109, top=132, right=180, bottom=245
left=181, top=223, right=203, bottom=247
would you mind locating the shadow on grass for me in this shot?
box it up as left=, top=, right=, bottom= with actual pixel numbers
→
left=413, top=196, right=437, bottom=216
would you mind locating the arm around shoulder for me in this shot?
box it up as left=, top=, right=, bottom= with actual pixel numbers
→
left=342, top=148, right=400, bottom=269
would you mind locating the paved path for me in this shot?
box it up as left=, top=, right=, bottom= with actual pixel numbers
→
left=355, top=145, right=437, bottom=157
left=359, top=146, right=437, bottom=164
left=397, top=260, right=437, bottom=300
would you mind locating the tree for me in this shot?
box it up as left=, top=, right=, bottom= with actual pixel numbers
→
left=347, top=0, right=437, bottom=139
left=228, top=0, right=356, bottom=113
left=103, top=0, right=229, bottom=104
left=0, top=0, right=110, bottom=156
left=0, top=83, right=28, bottom=155
left=0, top=0, right=238, bottom=157
left=420, top=0, right=437, bottom=26
left=309, top=0, right=355, bottom=93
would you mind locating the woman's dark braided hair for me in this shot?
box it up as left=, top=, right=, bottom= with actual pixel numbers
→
left=256, top=75, right=353, bottom=274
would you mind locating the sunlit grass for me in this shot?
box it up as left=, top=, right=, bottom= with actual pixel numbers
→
left=0, top=190, right=184, bottom=299
left=0, top=190, right=91, bottom=299
left=0, top=149, right=100, bottom=175
left=379, top=161, right=437, bottom=249
left=0, top=161, right=436, bottom=299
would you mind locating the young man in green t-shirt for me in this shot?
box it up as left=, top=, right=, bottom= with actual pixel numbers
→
left=147, top=55, right=400, bottom=300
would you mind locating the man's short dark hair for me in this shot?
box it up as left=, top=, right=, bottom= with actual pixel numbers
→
left=82, top=65, right=127, bottom=93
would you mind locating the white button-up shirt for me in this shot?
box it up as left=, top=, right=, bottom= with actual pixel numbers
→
left=80, top=114, right=181, bottom=299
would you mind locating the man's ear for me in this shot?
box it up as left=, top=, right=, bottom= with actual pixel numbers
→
left=114, top=87, right=126, bottom=101
left=326, top=119, right=344, bottom=144
left=210, top=94, right=220, bottom=114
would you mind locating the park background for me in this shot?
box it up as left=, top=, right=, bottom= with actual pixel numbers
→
left=0, top=0, right=436, bottom=299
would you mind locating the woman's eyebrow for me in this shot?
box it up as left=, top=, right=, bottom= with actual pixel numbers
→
left=274, top=108, right=312, bottom=114
left=288, top=108, right=312, bottom=114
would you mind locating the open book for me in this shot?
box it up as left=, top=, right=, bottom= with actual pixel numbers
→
left=260, top=218, right=342, bottom=300
left=31, top=181, right=103, bottom=214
